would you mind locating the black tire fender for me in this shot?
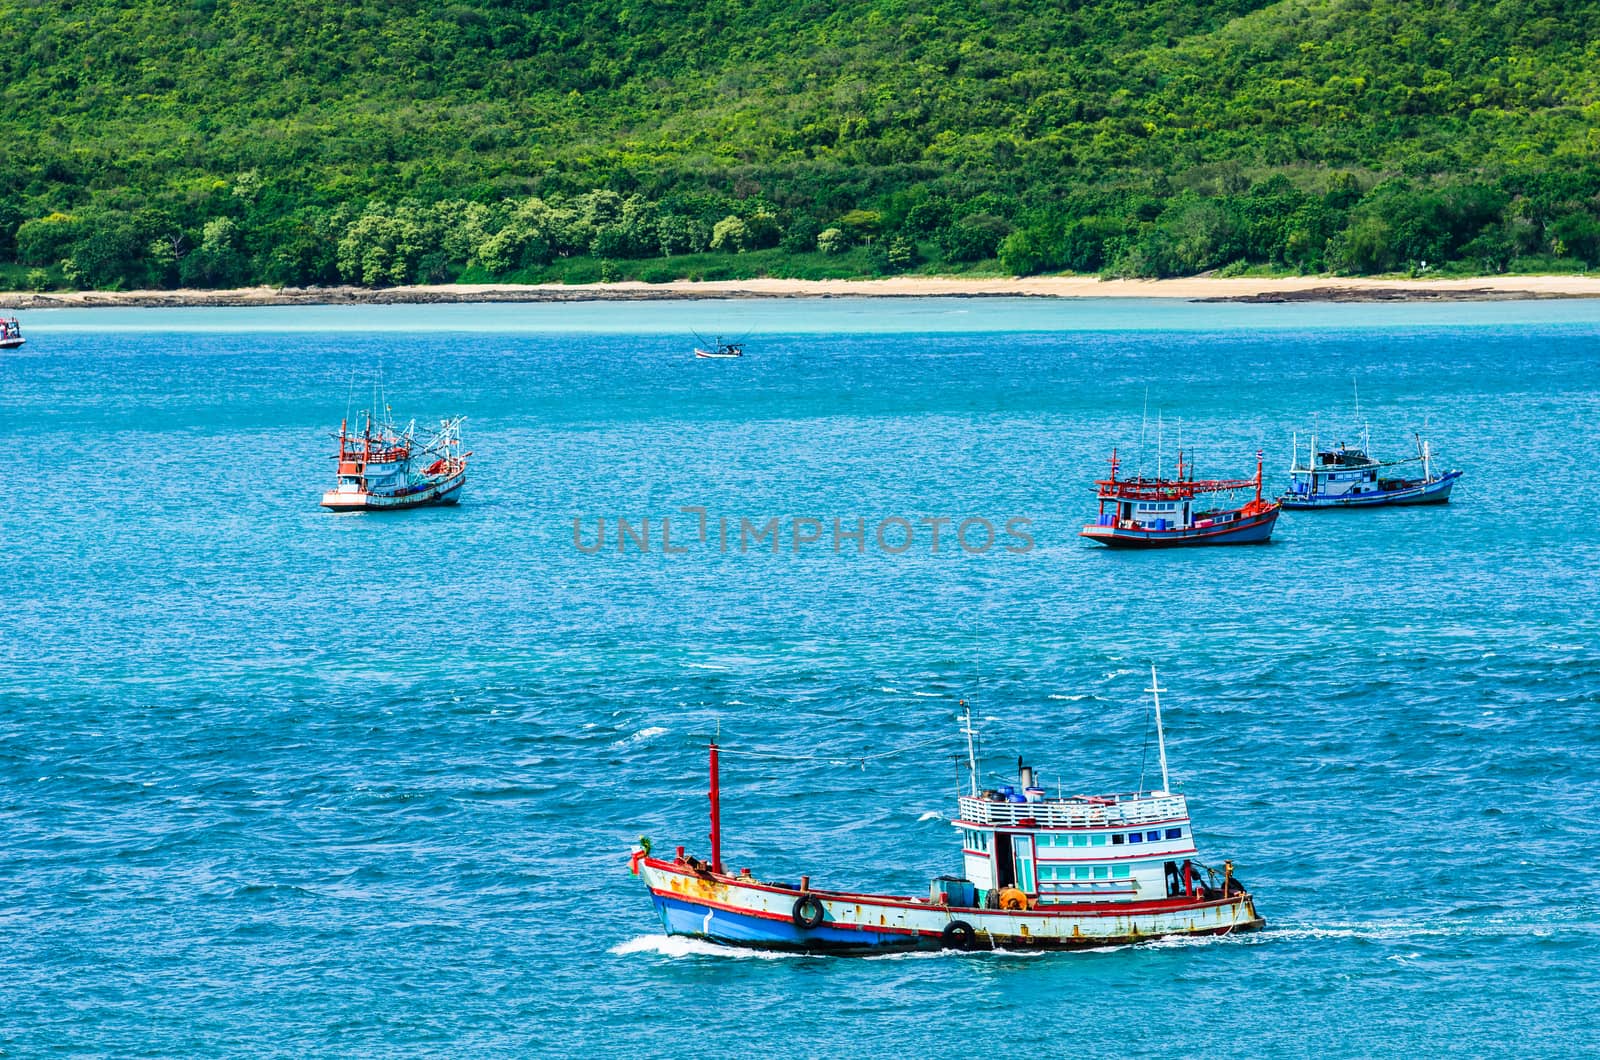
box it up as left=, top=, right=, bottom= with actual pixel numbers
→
left=792, top=893, right=825, bottom=929
left=941, top=919, right=977, bottom=950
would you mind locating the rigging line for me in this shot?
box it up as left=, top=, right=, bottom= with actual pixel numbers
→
left=823, top=696, right=961, bottom=725
left=716, top=733, right=955, bottom=763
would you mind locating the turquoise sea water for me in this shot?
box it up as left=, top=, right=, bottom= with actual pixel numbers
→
left=3, top=298, right=1599, bottom=1055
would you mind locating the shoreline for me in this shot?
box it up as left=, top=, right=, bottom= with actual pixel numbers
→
left=4, top=273, right=1600, bottom=309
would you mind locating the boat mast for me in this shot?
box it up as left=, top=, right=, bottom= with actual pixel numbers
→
left=1138, top=387, right=1150, bottom=478
left=1354, top=375, right=1370, bottom=453
left=961, top=699, right=979, bottom=797
left=1147, top=664, right=1170, bottom=795
left=708, top=737, right=723, bottom=874
left=1254, top=450, right=1264, bottom=504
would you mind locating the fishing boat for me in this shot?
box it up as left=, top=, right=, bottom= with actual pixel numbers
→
left=1080, top=449, right=1280, bottom=547
left=0, top=316, right=23, bottom=350
left=1282, top=379, right=1461, bottom=508
left=1282, top=433, right=1461, bottom=508
left=631, top=669, right=1264, bottom=953
left=694, top=338, right=744, bottom=359
left=320, top=411, right=469, bottom=511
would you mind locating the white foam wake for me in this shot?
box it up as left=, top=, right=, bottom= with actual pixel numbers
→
left=609, top=935, right=809, bottom=960
left=612, top=726, right=668, bottom=747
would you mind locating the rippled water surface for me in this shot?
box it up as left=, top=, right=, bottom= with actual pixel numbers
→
left=3, top=299, right=1599, bottom=1056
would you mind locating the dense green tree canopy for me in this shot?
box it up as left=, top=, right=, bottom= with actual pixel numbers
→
left=2, top=0, right=1598, bottom=287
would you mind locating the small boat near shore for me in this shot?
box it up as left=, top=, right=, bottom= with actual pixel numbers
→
left=631, top=670, right=1264, bottom=954
left=0, top=316, right=24, bottom=350
left=320, top=411, right=469, bottom=512
left=1080, top=449, right=1280, bottom=547
left=694, top=337, right=744, bottom=359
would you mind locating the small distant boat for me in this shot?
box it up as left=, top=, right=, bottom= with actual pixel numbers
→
left=1282, top=433, right=1461, bottom=509
left=694, top=337, right=744, bottom=359
left=632, top=669, right=1264, bottom=953
left=1080, top=449, right=1280, bottom=547
left=0, top=316, right=23, bottom=350
left=320, top=411, right=469, bottom=512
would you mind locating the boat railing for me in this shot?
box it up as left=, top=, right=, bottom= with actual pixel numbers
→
left=957, top=793, right=1187, bottom=828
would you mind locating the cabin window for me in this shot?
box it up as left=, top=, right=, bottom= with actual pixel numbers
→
left=1166, top=828, right=1183, bottom=840
left=1113, top=865, right=1132, bottom=878
left=1111, top=834, right=1125, bottom=845
left=1128, top=832, right=1142, bottom=843
left=1093, top=866, right=1109, bottom=879
left=1091, top=834, right=1107, bottom=846
left=1074, top=867, right=1091, bottom=880
left=1072, top=834, right=1089, bottom=847
left=1146, top=831, right=1161, bottom=842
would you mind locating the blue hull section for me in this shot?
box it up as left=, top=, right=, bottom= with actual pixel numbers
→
left=1281, top=470, right=1461, bottom=509
left=651, top=893, right=928, bottom=953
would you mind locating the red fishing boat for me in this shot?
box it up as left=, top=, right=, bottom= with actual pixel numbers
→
left=320, top=411, right=469, bottom=512
left=1080, top=449, right=1280, bottom=547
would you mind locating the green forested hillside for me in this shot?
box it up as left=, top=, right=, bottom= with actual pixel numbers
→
left=2, top=0, right=1599, bottom=288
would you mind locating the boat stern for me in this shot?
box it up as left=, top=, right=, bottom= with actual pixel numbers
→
left=320, top=488, right=369, bottom=511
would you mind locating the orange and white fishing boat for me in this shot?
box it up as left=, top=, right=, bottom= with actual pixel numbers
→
left=632, top=669, right=1264, bottom=953
left=320, top=410, right=469, bottom=512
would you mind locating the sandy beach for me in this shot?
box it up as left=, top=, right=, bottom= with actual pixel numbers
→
left=4, top=273, right=1600, bottom=309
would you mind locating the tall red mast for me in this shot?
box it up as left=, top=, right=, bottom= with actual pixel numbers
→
left=708, top=740, right=723, bottom=875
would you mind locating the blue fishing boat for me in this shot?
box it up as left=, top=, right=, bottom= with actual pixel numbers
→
left=1282, top=433, right=1461, bottom=509
left=1282, top=380, right=1462, bottom=509
left=631, top=670, right=1264, bottom=954
left=1080, top=449, right=1280, bottom=548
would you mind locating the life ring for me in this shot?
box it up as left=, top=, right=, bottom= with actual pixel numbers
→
left=941, top=920, right=977, bottom=950
left=792, top=894, right=825, bottom=929
left=997, top=887, right=1029, bottom=910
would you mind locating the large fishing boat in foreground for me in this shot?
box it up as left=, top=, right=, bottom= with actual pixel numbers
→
left=320, top=411, right=469, bottom=511
left=1080, top=449, right=1280, bottom=547
left=1282, top=432, right=1461, bottom=508
left=632, top=670, right=1264, bottom=953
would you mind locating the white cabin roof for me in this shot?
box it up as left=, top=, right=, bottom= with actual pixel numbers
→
left=957, top=791, right=1188, bottom=830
